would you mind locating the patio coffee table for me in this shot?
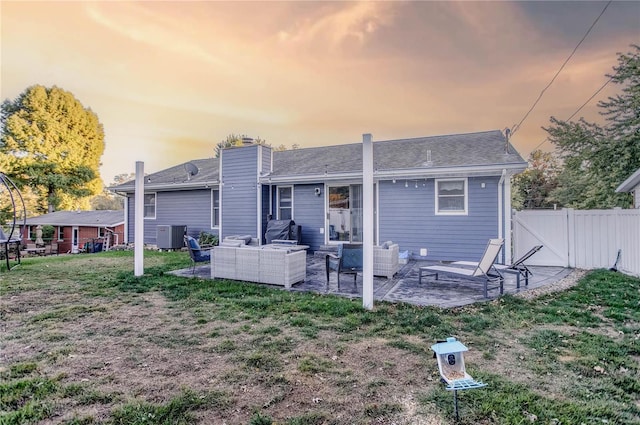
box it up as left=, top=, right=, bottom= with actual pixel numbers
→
left=263, top=244, right=309, bottom=252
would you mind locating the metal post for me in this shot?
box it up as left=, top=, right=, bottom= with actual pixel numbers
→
left=454, top=390, right=459, bottom=422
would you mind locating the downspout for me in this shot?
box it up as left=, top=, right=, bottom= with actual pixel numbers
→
left=123, top=196, right=129, bottom=244
left=219, top=151, right=224, bottom=239
left=504, top=171, right=513, bottom=265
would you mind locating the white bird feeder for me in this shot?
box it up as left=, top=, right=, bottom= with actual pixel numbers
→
left=431, top=337, right=486, bottom=420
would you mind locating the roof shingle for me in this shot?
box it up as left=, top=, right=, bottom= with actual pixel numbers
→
left=24, top=210, right=124, bottom=227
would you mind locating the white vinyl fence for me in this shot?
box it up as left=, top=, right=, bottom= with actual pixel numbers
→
left=513, top=208, right=640, bottom=277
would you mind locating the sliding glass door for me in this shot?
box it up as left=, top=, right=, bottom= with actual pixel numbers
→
left=328, top=184, right=363, bottom=243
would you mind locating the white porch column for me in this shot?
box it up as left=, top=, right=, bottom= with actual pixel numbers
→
left=362, top=133, right=374, bottom=310
left=134, top=161, right=145, bottom=276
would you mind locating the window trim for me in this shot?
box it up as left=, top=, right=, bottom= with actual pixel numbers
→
left=97, top=227, right=106, bottom=238
left=57, top=226, right=64, bottom=242
left=435, top=178, right=468, bottom=216
left=277, top=186, right=294, bottom=220
left=211, top=188, right=220, bottom=228
left=144, top=192, right=156, bottom=220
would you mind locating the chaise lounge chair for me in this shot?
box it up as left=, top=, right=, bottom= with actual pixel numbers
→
left=418, top=238, right=505, bottom=298
left=451, top=244, right=543, bottom=288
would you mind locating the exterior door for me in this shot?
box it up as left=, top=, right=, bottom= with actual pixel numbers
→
left=72, top=226, right=80, bottom=253
left=327, top=184, right=362, bottom=243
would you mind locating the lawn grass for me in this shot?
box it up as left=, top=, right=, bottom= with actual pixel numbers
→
left=1, top=252, right=639, bottom=424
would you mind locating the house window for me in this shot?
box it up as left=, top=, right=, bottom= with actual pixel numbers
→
left=435, top=178, right=468, bottom=215
left=211, top=189, right=220, bottom=228
left=97, top=227, right=106, bottom=238
left=144, top=193, right=156, bottom=219
left=58, top=226, right=64, bottom=241
left=278, top=186, right=293, bottom=220
left=28, top=226, right=36, bottom=240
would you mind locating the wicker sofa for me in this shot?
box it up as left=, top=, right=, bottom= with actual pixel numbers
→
left=211, top=245, right=306, bottom=289
left=373, top=242, right=399, bottom=279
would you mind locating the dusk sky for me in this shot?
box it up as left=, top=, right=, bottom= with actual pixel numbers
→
left=2, top=1, right=639, bottom=184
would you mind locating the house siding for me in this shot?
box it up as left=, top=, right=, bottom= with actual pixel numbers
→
left=291, top=183, right=325, bottom=251
left=127, top=189, right=215, bottom=244
left=221, top=146, right=259, bottom=239
left=261, top=145, right=272, bottom=175
left=378, top=176, right=500, bottom=261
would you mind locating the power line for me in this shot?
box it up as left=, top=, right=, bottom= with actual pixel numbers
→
left=531, top=75, right=615, bottom=152
left=511, top=0, right=612, bottom=136
left=565, top=76, right=614, bottom=122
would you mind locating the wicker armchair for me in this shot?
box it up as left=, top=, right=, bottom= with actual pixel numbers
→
left=373, top=242, right=399, bottom=279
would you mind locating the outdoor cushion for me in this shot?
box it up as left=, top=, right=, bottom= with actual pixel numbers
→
left=186, top=236, right=201, bottom=251
left=220, top=240, right=243, bottom=247
left=185, top=236, right=210, bottom=264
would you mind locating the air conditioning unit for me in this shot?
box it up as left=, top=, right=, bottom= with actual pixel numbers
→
left=156, top=225, right=187, bottom=250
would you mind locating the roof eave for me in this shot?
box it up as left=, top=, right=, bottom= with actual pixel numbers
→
left=108, top=180, right=219, bottom=193
left=23, top=221, right=125, bottom=227
left=616, top=169, right=640, bottom=193
left=262, top=163, right=527, bottom=184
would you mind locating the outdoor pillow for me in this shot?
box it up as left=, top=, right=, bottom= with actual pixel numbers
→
left=187, top=236, right=201, bottom=251
left=220, top=240, right=243, bottom=247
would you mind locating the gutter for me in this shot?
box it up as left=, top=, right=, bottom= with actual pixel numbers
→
left=108, top=180, right=219, bottom=194
left=262, top=163, right=527, bottom=184
left=616, top=168, right=640, bottom=193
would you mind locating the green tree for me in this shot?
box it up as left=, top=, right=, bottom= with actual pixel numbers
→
left=214, top=134, right=267, bottom=157
left=274, top=143, right=300, bottom=151
left=1, top=85, right=105, bottom=213
left=546, top=45, right=639, bottom=209
left=90, top=174, right=132, bottom=210
left=512, top=149, right=561, bottom=210
left=112, top=173, right=136, bottom=185
left=90, top=189, right=124, bottom=210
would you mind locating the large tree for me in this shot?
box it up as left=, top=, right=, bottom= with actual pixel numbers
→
left=511, top=149, right=561, bottom=210
left=546, top=45, right=639, bottom=209
left=90, top=173, right=134, bottom=210
left=1, top=85, right=105, bottom=213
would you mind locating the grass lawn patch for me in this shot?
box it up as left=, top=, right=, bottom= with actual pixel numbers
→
left=1, top=252, right=639, bottom=424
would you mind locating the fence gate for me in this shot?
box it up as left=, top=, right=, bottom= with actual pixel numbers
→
left=513, top=208, right=640, bottom=276
left=512, top=210, right=568, bottom=267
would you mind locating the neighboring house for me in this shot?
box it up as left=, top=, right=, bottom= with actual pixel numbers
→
left=20, top=210, right=125, bottom=254
left=616, top=168, right=640, bottom=209
left=110, top=130, right=527, bottom=262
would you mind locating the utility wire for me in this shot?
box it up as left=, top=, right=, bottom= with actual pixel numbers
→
left=511, top=0, right=612, bottom=136
left=531, top=75, right=615, bottom=151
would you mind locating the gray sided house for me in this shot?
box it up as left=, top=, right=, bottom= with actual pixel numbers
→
left=110, top=130, right=527, bottom=262
left=616, top=167, right=640, bottom=209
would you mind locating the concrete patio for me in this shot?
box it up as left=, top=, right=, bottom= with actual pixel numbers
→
left=170, top=254, right=572, bottom=308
